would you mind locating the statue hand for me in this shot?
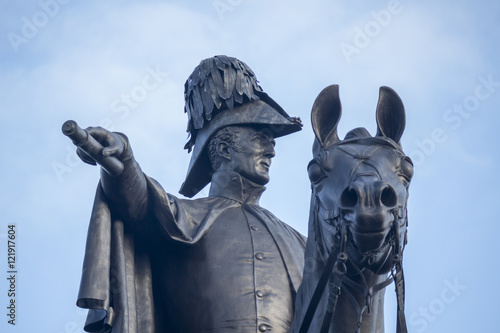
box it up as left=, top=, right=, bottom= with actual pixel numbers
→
left=61, top=120, right=132, bottom=176
left=62, top=120, right=130, bottom=175
left=76, top=126, right=130, bottom=166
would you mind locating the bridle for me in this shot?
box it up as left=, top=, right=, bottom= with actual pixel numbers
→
left=299, top=194, right=408, bottom=333
left=299, top=144, right=408, bottom=333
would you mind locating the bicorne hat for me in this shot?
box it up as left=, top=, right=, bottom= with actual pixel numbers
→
left=179, top=55, right=302, bottom=197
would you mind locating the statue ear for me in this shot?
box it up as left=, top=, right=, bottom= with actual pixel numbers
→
left=375, top=86, right=405, bottom=143
left=216, top=141, right=231, bottom=161
left=311, top=85, right=342, bottom=148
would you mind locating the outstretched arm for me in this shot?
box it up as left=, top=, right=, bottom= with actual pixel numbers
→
left=63, top=121, right=149, bottom=222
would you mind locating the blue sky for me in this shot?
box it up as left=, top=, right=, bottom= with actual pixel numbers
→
left=1, top=0, right=499, bottom=332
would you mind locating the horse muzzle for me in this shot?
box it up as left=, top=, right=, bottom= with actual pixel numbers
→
left=340, top=181, right=397, bottom=253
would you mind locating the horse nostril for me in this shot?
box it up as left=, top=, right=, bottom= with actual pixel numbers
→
left=340, top=186, right=358, bottom=208
left=380, top=184, right=397, bottom=208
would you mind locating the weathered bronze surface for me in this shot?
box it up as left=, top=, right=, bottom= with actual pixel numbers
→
left=65, top=56, right=306, bottom=333
left=65, top=56, right=412, bottom=332
left=290, top=85, right=412, bottom=333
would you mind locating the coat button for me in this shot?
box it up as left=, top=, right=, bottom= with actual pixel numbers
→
left=255, top=252, right=264, bottom=260
left=250, top=225, right=259, bottom=231
left=259, top=324, right=268, bottom=332
left=256, top=290, right=264, bottom=297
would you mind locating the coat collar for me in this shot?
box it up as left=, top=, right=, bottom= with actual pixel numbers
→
left=209, top=171, right=266, bottom=205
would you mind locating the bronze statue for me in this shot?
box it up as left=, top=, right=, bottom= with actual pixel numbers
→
left=65, top=56, right=306, bottom=332
left=290, top=85, right=413, bottom=333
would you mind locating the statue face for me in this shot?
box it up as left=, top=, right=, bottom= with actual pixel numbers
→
left=229, top=127, right=276, bottom=185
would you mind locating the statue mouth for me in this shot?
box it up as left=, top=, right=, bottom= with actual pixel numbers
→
left=352, top=229, right=387, bottom=237
left=260, top=160, right=271, bottom=170
left=347, top=224, right=393, bottom=254
left=342, top=212, right=394, bottom=235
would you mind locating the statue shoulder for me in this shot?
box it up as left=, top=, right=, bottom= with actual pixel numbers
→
left=256, top=206, right=307, bottom=244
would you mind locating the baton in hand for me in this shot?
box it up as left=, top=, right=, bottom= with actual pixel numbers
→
left=62, top=120, right=124, bottom=176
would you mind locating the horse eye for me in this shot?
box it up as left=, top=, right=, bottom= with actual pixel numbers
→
left=308, top=161, right=326, bottom=183
left=399, top=156, right=414, bottom=185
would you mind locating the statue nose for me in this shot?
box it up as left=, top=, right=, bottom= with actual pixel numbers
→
left=340, top=181, right=397, bottom=209
left=260, top=137, right=276, bottom=159
left=264, top=146, right=275, bottom=158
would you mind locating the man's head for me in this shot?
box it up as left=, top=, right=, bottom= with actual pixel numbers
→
left=208, top=126, right=276, bottom=185
left=179, top=55, right=302, bottom=197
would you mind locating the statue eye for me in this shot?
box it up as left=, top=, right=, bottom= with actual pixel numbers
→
left=399, top=156, right=414, bottom=186
left=308, top=160, right=327, bottom=184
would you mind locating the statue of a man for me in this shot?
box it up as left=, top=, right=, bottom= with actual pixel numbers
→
left=73, top=55, right=306, bottom=333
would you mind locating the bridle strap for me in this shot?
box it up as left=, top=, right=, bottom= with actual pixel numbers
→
left=339, top=284, right=366, bottom=333
left=394, top=266, right=407, bottom=333
left=392, top=210, right=408, bottom=333
left=299, top=211, right=348, bottom=333
left=320, top=224, right=348, bottom=333
left=332, top=246, right=398, bottom=332
left=302, top=191, right=408, bottom=333
left=298, top=240, right=343, bottom=333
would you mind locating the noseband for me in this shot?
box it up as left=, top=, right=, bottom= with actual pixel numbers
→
left=300, top=144, right=408, bottom=333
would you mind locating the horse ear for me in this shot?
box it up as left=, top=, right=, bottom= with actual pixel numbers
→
left=375, top=86, right=406, bottom=143
left=311, top=85, right=342, bottom=148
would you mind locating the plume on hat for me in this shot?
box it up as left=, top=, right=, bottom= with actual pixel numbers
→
left=184, top=55, right=265, bottom=152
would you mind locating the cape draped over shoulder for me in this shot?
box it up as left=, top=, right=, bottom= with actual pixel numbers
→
left=76, top=176, right=306, bottom=333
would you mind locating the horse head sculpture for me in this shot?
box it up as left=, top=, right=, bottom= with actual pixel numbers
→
left=291, top=85, right=413, bottom=333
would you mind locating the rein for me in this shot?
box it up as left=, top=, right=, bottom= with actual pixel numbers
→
left=299, top=191, right=408, bottom=333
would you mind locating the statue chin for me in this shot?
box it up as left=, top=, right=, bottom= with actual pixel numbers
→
left=348, top=242, right=395, bottom=275
left=236, top=172, right=270, bottom=187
